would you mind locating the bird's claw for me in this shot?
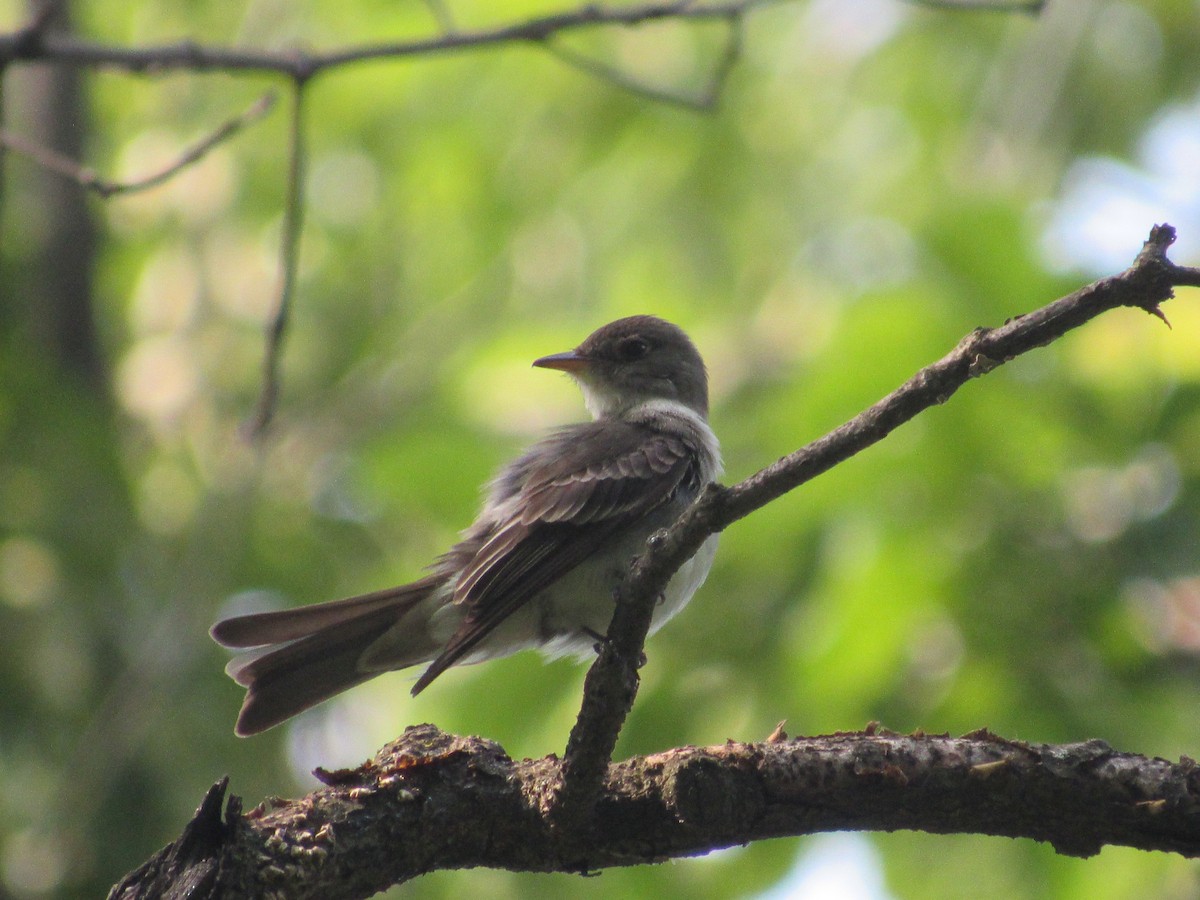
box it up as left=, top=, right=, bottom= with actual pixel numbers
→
left=583, top=626, right=610, bottom=655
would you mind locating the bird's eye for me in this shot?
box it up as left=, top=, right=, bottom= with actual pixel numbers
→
left=615, top=337, right=651, bottom=361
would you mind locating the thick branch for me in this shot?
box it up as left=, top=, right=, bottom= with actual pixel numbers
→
left=554, top=224, right=1200, bottom=829
left=109, top=724, right=1200, bottom=898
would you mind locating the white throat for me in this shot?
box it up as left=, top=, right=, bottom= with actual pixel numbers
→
left=577, top=378, right=627, bottom=420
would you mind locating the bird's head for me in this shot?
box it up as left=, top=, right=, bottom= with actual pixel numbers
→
left=533, top=315, right=709, bottom=420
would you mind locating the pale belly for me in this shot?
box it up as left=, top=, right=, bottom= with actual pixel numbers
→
left=445, top=533, right=720, bottom=666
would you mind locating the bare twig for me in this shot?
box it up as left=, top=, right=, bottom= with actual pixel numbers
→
left=703, top=13, right=744, bottom=106
left=0, top=0, right=1027, bottom=431
left=905, top=0, right=1043, bottom=11
left=541, top=42, right=707, bottom=110
left=421, top=0, right=458, bottom=35
left=8, top=0, right=64, bottom=58
left=552, top=224, right=1200, bottom=833
left=0, top=1, right=65, bottom=202
left=244, top=84, right=308, bottom=438
left=0, top=0, right=789, bottom=77
left=0, top=91, right=276, bottom=198
left=541, top=14, right=743, bottom=111
left=0, top=68, right=7, bottom=207
left=110, top=723, right=1200, bottom=897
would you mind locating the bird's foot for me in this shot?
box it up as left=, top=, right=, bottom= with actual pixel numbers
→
left=581, top=626, right=647, bottom=668
left=582, top=626, right=610, bottom=655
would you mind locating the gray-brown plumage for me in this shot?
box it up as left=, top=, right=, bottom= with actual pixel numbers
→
left=211, top=315, right=722, bottom=736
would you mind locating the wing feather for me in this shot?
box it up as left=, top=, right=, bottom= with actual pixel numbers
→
left=410, top=420, right=701, bottom=694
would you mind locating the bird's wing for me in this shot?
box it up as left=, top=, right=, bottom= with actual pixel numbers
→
left=410, top=420, right=700, bottom=693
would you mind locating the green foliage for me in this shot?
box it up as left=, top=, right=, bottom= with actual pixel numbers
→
left=2, top=0, right=1200, bottom=897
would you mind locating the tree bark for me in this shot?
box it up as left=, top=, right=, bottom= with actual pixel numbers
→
left=108, top=724, right=1200, bottom=900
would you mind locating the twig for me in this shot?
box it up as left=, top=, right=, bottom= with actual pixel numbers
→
left=0, top=90, right=276, bottom=198
left=0, top=0, right=1027, bottom=431
left=904, top=0, right=1043, bottom=11
left=541, top=42, right=708, bottom=110
left=0, top=69, right=8, bottom=208
left=421, top=0, right=458, bottom=35
left=552, top=224, right=1200, bottom=835
left=0, top=0, right=792, bottom=77
left=244, top=83, right=308, bottom=438
left=0, top=2, right=58, bottom=202
left=8, top=0, right=64, bottom=58
left=541, top=14, right=743, bottom=111
left=704, top=13, right=744, bottom=106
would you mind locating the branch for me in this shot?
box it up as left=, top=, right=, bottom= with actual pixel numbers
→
left=0, top=0, right=787, bottom=77
left=4, top=0, right=62, bottom=60
left=108, top=778, right=231, bottom=899
left=0, top=91, right=275, bottom=198
left=109, top=723, right=1200, bottom=898
left=244, top=84, right=308, bottom=438
left=541, top=14, right=744, bottom=111
left=905, top=0, right=1044, bottom=11
left=0, top=0, right=1034, bottom=432
left=420, top=0, right=459, bottom=36
left=552, top=224, right=1200, bottom=831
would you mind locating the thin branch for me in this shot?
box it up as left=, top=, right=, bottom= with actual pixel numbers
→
left=552, top=224, right=1200, bottom=832
left=0, top=0, right=791, bottom=77
left=0, top=90, right=276, bottom=198
left=904, top=0, right=1044, bottom=11
left=8, top=0, right=63, bottom=57
left=421, top=0, right=459, bottom=35
left=109, top=723, right=1200, bottom=897
left=703, top=13, right=744, bottom=106
left=244, top=83, right=308, bottom=438
left=541, top=42, right=708, bottom=111
left=0, top=0, right=1027, bottom=430
left=0, top=0, right=64, bottom=203
left=0, top=59, right=6, bottom=210
left=541, top=14, right=743, bottom=111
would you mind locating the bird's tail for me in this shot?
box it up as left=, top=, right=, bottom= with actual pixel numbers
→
left=211, top=575, right=442, bottom=736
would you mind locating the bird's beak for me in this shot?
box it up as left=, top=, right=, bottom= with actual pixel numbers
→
left=532, top=350, right=589, bottom=373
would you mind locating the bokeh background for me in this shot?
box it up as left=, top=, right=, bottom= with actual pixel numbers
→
left=2, top=0, right=1200, bottom=897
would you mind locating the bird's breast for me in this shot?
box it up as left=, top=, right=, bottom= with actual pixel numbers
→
left=528, top=529, right=719, bottom=662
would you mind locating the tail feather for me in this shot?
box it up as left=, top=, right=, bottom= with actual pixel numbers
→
left=211, top=575, right=442, bottom=648
left=211, top=577, right=443, bottom=736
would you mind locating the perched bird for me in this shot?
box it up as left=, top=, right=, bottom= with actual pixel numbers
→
left=211, top=315, right=722, bottom=736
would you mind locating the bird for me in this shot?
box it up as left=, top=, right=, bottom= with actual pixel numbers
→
left=211, top=315, right=722, bottom=736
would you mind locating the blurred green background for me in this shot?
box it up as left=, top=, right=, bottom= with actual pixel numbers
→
left=2, top=0, right=1200, bottom=897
